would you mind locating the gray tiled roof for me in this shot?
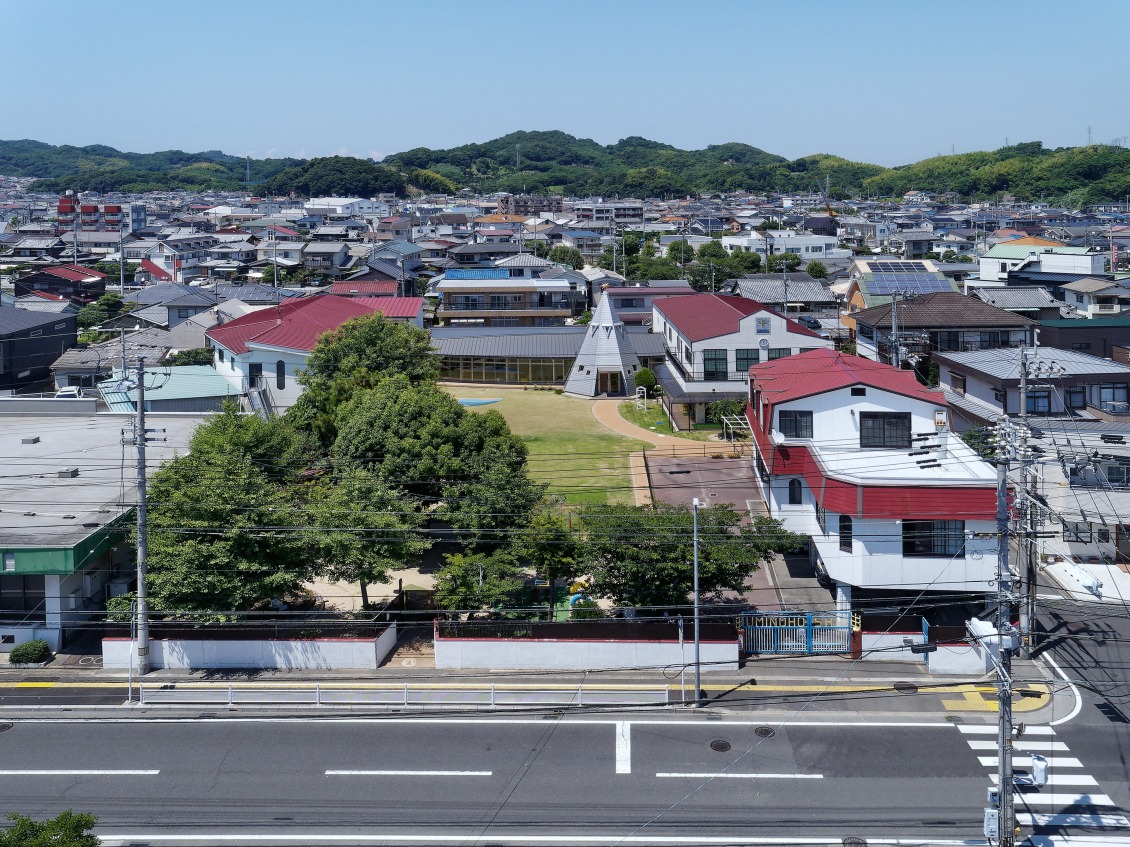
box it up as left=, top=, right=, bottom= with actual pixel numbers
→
left=970, top=286, right=1059, bottom=309
left=729, top=277, right=837, bottom=304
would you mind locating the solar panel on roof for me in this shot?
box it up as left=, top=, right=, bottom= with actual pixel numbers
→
left=867, top=273, right=952, bottom=295
left=871, top=261, right=928, bottom=273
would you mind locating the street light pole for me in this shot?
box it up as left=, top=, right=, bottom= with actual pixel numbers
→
left=134, top=358, right=151, bottom=675
left=692, top=496, right=701, bottom=707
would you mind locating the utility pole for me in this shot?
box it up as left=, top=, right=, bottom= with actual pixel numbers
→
left=122, top=358, right=163, bottom=676
left=692, top=497, right=702, bottom=707
left=987, top=416, right=1024, bottom=847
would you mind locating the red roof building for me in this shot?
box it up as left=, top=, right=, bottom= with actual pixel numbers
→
left=650, top=293, right=833, bottom=429
left=743, top=349, right=999, bottom=609
left=206, top=294, right=425, bottom=416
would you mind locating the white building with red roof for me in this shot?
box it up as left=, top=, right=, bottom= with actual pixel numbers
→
left=206, top=294, right=425, bottom=415
left=746, top=349, right=999, bottom=610
left=651, top=293, right=833, bottom=428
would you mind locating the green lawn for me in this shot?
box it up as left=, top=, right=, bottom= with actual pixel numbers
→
left=444, top=386, right=650, bottom=506
left=617, top=400, right=717, bottom=441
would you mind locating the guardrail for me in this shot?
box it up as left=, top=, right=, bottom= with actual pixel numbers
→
left=136, top=683, right=671, bottom=708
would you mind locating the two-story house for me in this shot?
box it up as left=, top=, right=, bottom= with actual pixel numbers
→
left=1059, top=278, right=1130, bottom=317
left=651, top=294, right=833, bottom=428
left=852, top=292, right=1036, bottom=365
left=979, top=244, right=1104, bottom=283
left=746, top=349, right=998, bottom=611
left=934, top=347, right=1130, bottom=426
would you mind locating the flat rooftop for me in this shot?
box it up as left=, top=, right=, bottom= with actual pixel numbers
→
left=0, top=413, right=206, bottom=549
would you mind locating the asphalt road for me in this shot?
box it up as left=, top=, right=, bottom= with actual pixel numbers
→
left=1037, top=595, right=1130, bottom=814
left=0, top=715, right=994, bottom=845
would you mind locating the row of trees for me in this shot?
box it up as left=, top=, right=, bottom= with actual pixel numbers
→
left=132, top=314, right=801, bottom=617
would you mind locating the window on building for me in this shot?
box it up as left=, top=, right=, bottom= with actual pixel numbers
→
left=902, top=520, right=965, bottom=557
left=1026, top=391, right=1051, bottom=415
left=859, top=412, right=911, bottom=448
left=703, top=349, right=728, bottom=381
left=755, top=317, right=771, bottom=334
left=1066, top=386, right=1086, bottom=409
left=767, top=348, right=791, bottom=360
left=788, top=478, right=802, bottom=505
left=778, top=410, right=813, bottom=439
left=839, top=515, right=853, bottom=552
left=816, top=505, right=827, bottom=534
left=735, top=349, right=759, bottom=371
left=1100, top=383, right=1129, bottom=407
left=1064, top=521, right=1092, bottom=543
left=1098, top=527, right=1112, bottom=544
left=1072, top=342, right=1091, bottom=350
left=858, top=325, right=875, bottom=340
left=1074, top=292, right=1085, bottom=304
left=276, top=361, right=286, bottom=391
left=1105, top=465, right=1129, bottom=486
left=851, top=386, right=867, bottom=397
left=2, top=552, right=13, bottom=572
left=951, top=373, right=966, bottom=395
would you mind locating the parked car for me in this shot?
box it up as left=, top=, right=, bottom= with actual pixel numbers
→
left=797, top=315, right=823, bottom=331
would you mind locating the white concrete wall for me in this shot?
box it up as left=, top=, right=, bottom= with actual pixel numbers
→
left=435, top=637, right=739, bottom=671
left=0, top=627, right=58, bottom=651
left=927, top=641, right=992, bottom=675
left=103, top=627, right=395, bottom=670
left=770, top=385, right=946, bottom=445
left=861, top=631, right=925, bottom=662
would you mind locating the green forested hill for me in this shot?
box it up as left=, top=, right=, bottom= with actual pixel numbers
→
left=1, top=140, right=302, bottom=193
left=5, top=134, right=1130, bottom=203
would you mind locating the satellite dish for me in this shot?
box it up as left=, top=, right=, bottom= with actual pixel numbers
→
left=771, top=430, right=785, bottom=445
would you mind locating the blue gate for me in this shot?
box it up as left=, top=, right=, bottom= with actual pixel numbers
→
left=741, top=610, right=853, bottom=655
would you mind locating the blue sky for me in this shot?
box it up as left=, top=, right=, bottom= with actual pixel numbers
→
left=6, top=0, right=1129, bottom=166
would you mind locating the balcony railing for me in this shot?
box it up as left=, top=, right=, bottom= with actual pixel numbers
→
left=442, top=302, right=570, bottom=312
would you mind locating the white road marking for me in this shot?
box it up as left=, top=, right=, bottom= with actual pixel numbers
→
left=325, top=770, right=491, bottom=777
left=957, top=724, right=1056, bottom=735
left=615, top=721, right=630, bottom=774
left=991, top=773, right=1099, bottom=786
left=656, top=772, right=824, bottom=779
left=1016, top=812, right=1130, bottom=829
left=1012, top=792, right=1115, bottom=807
left=0, top=769, right=158, bottom=776
left=1045, top=653, right=1083, bottom=727
left=979, top=756, right=1083, bottom=768
left=966, top=739, right=1069, bottom=752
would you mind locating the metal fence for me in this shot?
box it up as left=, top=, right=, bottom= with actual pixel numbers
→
left=136, top=683, right=670, bottom=708
left=741, top=611, right=853, bottom=655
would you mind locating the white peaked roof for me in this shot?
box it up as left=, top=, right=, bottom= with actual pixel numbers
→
left=563, top=294, right=642, bottom=397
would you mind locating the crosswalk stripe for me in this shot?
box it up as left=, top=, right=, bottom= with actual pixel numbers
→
left=958, top=725, right=1057, bottom=735
left=966, top=740, right=1069, bottom=752
left=979, top=756, right=1084, bottom=768
left=1017, top=812, right=1130, bottom=829
left=1012, top=793, right=1115, bottom=807
left=992, top=774, right=1099, bottom=786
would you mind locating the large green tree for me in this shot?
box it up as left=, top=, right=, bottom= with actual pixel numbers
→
left=290, top=314, right=440, bottom=444
left=144, top=449, right=310, bottom=613
left=331, top=377, right=543, bottom=548
left=577, top=504, right=803, bottom=607
left=308, top=469, right=428, bottom=607
left=76, top=292, right=124, bottom=330
left=547, top=245, right=584, bottom=270
left=434, top=550, right=524, bottom=612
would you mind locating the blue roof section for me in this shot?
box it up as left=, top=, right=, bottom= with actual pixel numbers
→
left=446, top=268, right=510, bottom=280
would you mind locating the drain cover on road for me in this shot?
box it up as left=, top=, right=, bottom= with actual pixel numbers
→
left=843, top=838, right=868, bottom=847
left=0, top=723, right=12, bottom=733
left=893, top=681, right=918, bottom=694
left=709, top=740, right=731, bottom=752
left=754, top=726, right=775, bottom=738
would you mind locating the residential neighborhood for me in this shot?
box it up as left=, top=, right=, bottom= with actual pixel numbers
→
left=3, top=4, right=1130, bottom=843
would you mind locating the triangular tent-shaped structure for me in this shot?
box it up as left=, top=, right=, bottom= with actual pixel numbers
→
left=563, top=293, right=641, bottom=397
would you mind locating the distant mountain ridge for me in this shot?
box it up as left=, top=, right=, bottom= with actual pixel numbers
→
left=4, top=133, right=1130, bottom=204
